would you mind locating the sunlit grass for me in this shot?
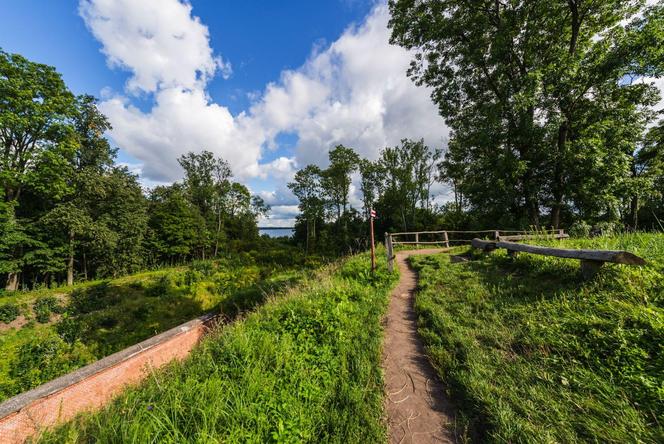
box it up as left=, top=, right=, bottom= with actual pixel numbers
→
left=36, top=249, right=398, bottom=443
left=411, top=233, right=664, bottom=443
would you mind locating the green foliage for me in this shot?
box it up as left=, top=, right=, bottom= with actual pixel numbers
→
left=409, top=233, right=664, bottom=442
left=37, top=250, right=398, bottom=443
left=290, top=139, right=441, bottom=256
left=1, top=50, right=271, bottom=290
left=33, top=296, right=63, bottom=323
left=0, top=247, right=309, bottom=403
left=8, top=332, right=94, bottom=394
left=389, top=0, right=664, bottom=229
left=69, top=281, right=114, bottom=313
left=0, top=302, right=19, bottom=324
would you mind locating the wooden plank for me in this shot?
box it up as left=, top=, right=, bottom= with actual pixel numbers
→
left=495, top=240, right=646, bottom=265
left=471, top=238, right=497, bottom=252
left=471, top=238, right=645, bottom=266
left=394, top=241, right=452, bottom=245
left=580, top=260, right=604, bottom=279
left=386, top=234, right=394, bottom=273
left=389, top=229, right=535, bottom=236
left=499, top=233, right=570, bottom=241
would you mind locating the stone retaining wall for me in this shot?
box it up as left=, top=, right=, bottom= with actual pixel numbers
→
left=0, top=314, right=216, bottom=444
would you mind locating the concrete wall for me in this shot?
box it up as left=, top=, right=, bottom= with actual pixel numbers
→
left=0, top=314, right=216, bottom=444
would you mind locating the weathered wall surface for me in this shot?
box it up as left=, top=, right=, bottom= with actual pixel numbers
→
left=0, top=314, right=215, bottom=444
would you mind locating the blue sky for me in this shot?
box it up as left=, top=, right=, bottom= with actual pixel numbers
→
left=0, top=0, right=449, bottom=225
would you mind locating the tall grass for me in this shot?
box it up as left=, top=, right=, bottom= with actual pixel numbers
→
left=0, top=256, right=307, bottom=402
left=36, top=250, right=398, bottom=443
left=410, top=233, right=664, bottom=443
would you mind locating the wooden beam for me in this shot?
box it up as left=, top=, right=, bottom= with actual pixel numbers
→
left=471, top=238, right=497, bottom=252
left=495, top=240, right=646, bottom=266
left=580, top=260, right=604, bottom=279
left=386, top=233, right=394, bottom=273
left=499, top=233, right=570, bottom=241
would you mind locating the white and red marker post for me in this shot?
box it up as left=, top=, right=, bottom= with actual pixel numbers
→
left=370, top=208, right=376, bottom=273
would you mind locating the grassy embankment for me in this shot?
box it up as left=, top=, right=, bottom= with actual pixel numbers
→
left=0, top=247, right=312, bottom=402
left=410, top=233, right=663, bottom=443
left=36, top=249, right=397, bottom=443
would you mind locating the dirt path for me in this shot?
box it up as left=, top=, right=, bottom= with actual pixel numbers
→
left=383, top=249, right=457, bottom=444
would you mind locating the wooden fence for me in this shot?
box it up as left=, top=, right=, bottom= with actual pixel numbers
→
left=382, top=228, right=646, bottom=278
left=383, top=229, right=567, bottom=272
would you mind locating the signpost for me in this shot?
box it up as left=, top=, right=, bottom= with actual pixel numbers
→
left=370, top=208, right=376, bottom=273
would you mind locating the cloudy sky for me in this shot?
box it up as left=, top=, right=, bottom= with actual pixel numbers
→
left=1, top=0, right=449, bottom=226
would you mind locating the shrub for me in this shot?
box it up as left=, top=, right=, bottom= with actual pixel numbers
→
left=56, top=317, right=87, bottom=344
left=0, top=303, right=20, bottom=324
left=132, top=305, right=150, bottom=321
left=145, top=274, right=177, bottom=297
left=70, top=281, right=114, bottom=314
left=9, top=333, right=94, bottom=393
left=184, top=269, right=204, bottom=287
left=189, top=260, right=214, bottom=277
left=33, top=296, right=64, bottom=323
left=569, top=221, right=591, bottom=237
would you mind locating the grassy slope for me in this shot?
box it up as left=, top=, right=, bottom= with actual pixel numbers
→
left=410, top=233, right=664, bottom=443
left=37, top=250, right=398, bottom=443
left=0, top=257, right=305, bottom=402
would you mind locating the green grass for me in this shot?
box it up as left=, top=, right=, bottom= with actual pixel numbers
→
left=0, top=255, right=309, bottom=402
left=410, top=232, right=664, bottom=443
left=36, top=249, right=397, bottom=443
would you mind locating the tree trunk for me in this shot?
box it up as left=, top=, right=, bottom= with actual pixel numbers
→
left=214, top=212, right=222, bottom=257
left=305, top=218, right=310, bottom=254
left=629, top=194, right=639, bottom=231
left=551, top=122, right=569, bottom=229
left=83, top=252, right=88, bottom=281
left=5, top=272, right=19, bottom=291
left=67, top=230, right=74, bottom=286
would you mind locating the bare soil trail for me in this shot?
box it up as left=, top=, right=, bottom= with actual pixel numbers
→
left=383, top=249, right=457, bottom=444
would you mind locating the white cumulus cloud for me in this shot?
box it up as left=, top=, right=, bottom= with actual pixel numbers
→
left=80, top=0, right=449, bottom=198
left=79, top=0, right=228, bottom=93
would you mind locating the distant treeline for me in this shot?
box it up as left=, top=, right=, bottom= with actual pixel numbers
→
left=0, top=50, right=269, bottom=291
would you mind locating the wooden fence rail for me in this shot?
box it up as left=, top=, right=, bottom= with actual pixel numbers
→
left=384, top=229, right=567, bottom=272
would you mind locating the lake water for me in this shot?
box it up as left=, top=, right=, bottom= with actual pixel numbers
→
left=259, top=228, right=295, bottom=238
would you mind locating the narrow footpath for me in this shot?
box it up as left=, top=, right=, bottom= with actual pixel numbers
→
left=383, top=249, right=457, bottom=444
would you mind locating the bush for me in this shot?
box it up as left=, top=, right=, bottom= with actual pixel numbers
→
left=56, top=317, right=87, bottom=344
left=33, top=296, right=64, bottom=323
left=569, top=221, right=591, bottom=237
left=132, top=305, right=150, bottom=321
left=184, top=269, right=204, bottom=287
left=70, top=281, right=115, bottom=314
left=145, top=274, right=177, bottom=297
left=9, top=333, right=94, bottom=393
left=189, top=260, right=214, bottom=277
left=0, top=302, right=20, bottom=324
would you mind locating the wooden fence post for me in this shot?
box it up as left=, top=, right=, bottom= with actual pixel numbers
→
left=443, top=231, right=449, bottom=248
left=415, top=232, right=419, bottom=249
left=386, top=233, right=394, bottom=272
left=494, top=230, right=500, bottom=241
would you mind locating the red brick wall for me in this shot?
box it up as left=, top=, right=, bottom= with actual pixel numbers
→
left=0, top=316, right=213, bottom=444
